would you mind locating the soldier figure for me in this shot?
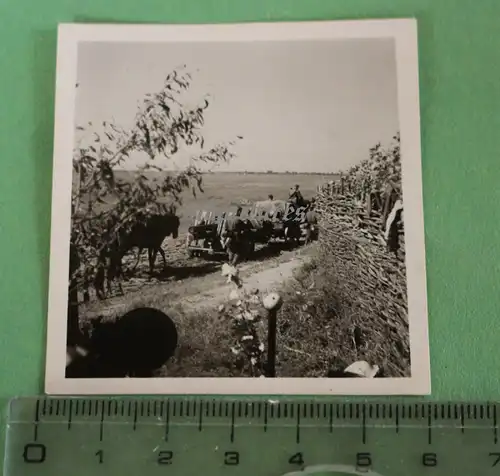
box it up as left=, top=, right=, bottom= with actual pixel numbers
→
left=222, top=214, right=246, bottom=266
left=288, top=184, right=304, bottom=207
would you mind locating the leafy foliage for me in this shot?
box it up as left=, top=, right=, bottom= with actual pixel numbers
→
left=342, top=132, right=401, bottom=200
left=221, top=288, right=266, bottom=377
left=71, top=67, right=240, bottom=294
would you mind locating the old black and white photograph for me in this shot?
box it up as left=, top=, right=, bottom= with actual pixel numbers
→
left=46, top=20, right=430, bottom=394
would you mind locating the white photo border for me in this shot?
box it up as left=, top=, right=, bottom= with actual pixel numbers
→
left=45, top=18, right=430, bottom=395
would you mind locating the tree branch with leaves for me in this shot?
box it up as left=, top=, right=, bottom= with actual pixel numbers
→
left=71, top=66, right=242, bottom=298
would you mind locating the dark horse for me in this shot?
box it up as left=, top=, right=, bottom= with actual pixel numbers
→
left=121, top=214, right=181, bottom=275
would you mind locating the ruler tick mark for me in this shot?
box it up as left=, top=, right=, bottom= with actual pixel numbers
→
left=494, top=405, right=498, bottom=444
left=68, top=400, right=73, bottom=430
left=296, top=411, right=301, bottom=444
left=264, top=402, right=268, bottom=432
left=165, top=400, right=170, bottom=441
left=99, top=402, right=105, bottom=442
left=230, top=402, right=236, bottom=443
left=133, top=401, right=138, bottom=431
left=427, top=406, right=432, bottom=445
left=362, top=407, right=366, bottom=444
left=198, top=401, right=203, bottom=431
left=33, top=399, right=40, bottom=441
left=395, top=405, right=400, bottom=433
left=460, top=405, right=465, bottom=433
left=329, top=404, right=333, bottom=433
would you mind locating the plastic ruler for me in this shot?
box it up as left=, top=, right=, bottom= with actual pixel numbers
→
left=3, top=397, right=500, bottom=475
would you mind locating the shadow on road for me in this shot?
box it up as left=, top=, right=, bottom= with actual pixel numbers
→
left=252, top=241, right=302, bottom=261
left=157, top=262, right=222, bottom=281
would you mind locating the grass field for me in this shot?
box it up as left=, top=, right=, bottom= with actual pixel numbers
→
left=111, top=171, right=337, bottom=232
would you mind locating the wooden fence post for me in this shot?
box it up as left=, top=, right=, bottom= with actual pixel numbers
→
left=263, top=292, right=283, bottom=377
left=366, top=192, right=372, bottom=216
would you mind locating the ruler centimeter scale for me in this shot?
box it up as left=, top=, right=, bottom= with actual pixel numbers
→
left=4, top=397, right=500, bottom=475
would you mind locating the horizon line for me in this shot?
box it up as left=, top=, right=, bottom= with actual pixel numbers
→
left=114, top=169, right=341, bottom=175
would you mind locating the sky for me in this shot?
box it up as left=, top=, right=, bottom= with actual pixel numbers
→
left=75, top=38, right=399, bottom=173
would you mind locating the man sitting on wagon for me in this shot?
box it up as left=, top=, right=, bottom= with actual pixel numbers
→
left=289, top=184, right=304, bottom=207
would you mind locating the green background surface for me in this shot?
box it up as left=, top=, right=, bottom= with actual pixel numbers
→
left=1, top=0, right=500, bottom=469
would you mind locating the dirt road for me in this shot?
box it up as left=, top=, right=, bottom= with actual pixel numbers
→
left=177, top=253, right=311, bottom=312
left=80, top=239, right=316, bottom=322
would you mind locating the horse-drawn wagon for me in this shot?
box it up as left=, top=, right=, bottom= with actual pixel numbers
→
left=252, top=198, right=319, bottom=244
left=185, top=199, right=317, bottom=259
left=185, top=205, right=272, bottom=258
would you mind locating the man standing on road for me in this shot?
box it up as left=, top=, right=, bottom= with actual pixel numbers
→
left=304, top=199, right=318, bottom=244
left=222, top=214, right=245, bottom=266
